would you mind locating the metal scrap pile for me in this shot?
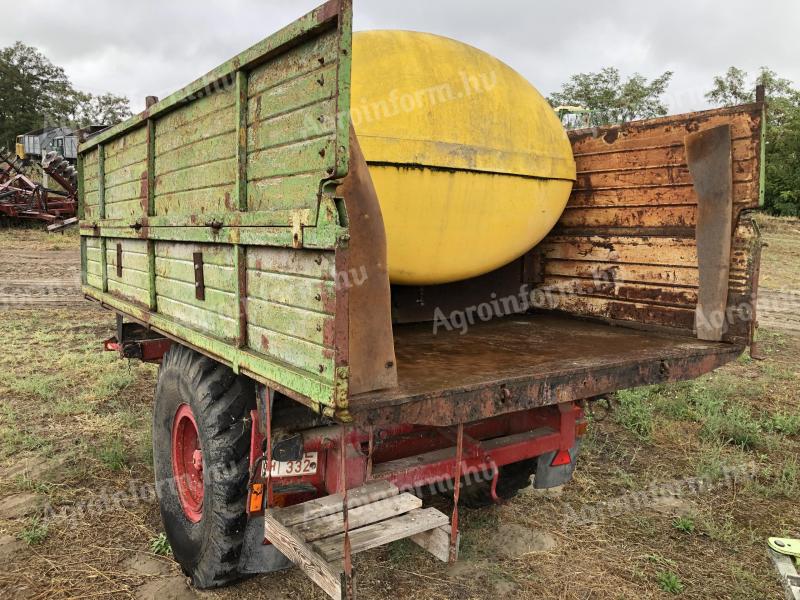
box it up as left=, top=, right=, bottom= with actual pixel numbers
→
left=0, top=148, right=79, bottom=230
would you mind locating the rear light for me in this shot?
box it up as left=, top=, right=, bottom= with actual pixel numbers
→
left=551, top=449, right=572, bottom=467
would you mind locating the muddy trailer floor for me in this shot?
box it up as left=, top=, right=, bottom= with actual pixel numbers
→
left=350, top=314, right=742, bottom=426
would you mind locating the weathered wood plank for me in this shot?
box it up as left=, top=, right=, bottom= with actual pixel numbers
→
left=277, top=481, right=398, bottom=528
left=105, top=198, right=145, bottom=221
left=152, top=185, right=237, bottom=217
left=560, top=205, right=697, bottom=229
left=410, top=524, right=456, bottom=563
left=155, top=158, right=237, bottom=196
left=247, top=171, right=323, bottom=213
left=155, top=103, right=237, bottom=156
left=154, top=131, right=237, bottom=178
left=296, top=493, right=422, bottom=543
left=155, top=256, right=235, bottom=292
left=155, top=88, right=236, bottom=145
left=247, top=270, right=335, bottom=314
left=156, top=295, right=238, bottom=340
left=567, top=180, right=758, bottom=208
left=539, top=237, right=698, bottom=266
left=103, top=126, right=147, bottom=155
left=312, top=508, right=450, bottom=561
left=246, top=136, right=335, bottom=181
left=263, top=513, right=343, bottom=600
left=156, top=277, right=238, bottom=319
left=246, top=62, right=337, bottom=125
left=542, top=276, right=698, bottom=307
left=546, top=260, right=699, bottom=288
left=247, top=247, right=335, bottom=280
left=247, top=297, right=334, bottom=347
left=248, top=29, right=339, bottom=97
left=247, top=323, right=335, bottom=381
left=103, top=141, right=148, bottom=175
left=108, top=278, right=149, bottom=306
left=248, top=99, right=337, bottom=152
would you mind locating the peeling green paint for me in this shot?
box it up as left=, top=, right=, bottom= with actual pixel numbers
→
left=79, top=0, right=352, bottom=414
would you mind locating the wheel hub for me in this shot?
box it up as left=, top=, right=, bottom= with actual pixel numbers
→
left=171, top=404, right=204, bottom=523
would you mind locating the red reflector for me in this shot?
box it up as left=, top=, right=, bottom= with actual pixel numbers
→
left=551, top=449, right=572, bottom=467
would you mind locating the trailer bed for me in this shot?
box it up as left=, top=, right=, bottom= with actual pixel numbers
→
left=349, top=314, right=741, bottom=426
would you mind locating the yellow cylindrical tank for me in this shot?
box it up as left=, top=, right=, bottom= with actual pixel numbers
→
left=351, top=30, right=576, bottom=286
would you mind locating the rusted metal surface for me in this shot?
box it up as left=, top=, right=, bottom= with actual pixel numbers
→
left=686, top=124, right=733, bottom=341
left=0, top=148, right=78, bottom=225
left=348, top=313, right=741, bottom=427
left=533, top=103, right=764, bottom=342
left=335, top=127, right=397, bottom=397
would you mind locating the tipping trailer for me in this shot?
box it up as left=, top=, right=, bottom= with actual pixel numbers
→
left=79, top=1, right=765, bottom=597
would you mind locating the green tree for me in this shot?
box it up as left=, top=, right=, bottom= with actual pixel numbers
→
left=548, top=67, right=674, bottom=126
left=706, top=66, right=800, bottom=216
left=0, top=42, right=131, bottom=149
left=74, top=92, right=132, bottom=127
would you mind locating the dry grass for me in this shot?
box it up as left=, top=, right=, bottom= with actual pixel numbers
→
left=755, top=214, right=800, bottom=290
left=1, top=218, right=798, bottom=599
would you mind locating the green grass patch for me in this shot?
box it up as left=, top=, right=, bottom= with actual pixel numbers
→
left=18, top=516, right=49, bottom=545
left=150, top=532, right=172, bottom=556
left=672, top=515, right=696, bottom=534
left=657, top=571, right=684, bottom=594
left=95, top=438, right=128, bottom=471
left=614, top=389, right=655, bottom=441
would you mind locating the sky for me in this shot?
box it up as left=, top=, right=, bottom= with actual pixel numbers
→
left=3, top=0, right=799, bottom=115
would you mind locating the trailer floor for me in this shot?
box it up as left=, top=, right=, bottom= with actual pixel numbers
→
left=349, top=313, right=741, bottom=425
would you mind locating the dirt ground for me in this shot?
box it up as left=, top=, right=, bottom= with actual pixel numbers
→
left=0, top=216, right=798, bottom=600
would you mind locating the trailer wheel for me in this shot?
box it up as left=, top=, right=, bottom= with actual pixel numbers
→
left=455, top=459, right=538, bottom=509
left=153, top=344, right=254, bottom=589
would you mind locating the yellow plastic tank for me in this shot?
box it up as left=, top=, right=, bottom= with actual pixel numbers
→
left=351, top=30, right=576, bottom=286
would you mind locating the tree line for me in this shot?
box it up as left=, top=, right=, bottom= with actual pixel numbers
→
left=1, top=41, right=796, bottom=216
left=548, top=66, right=800, bottom=217
left=0, top=42, right=132, bottom=150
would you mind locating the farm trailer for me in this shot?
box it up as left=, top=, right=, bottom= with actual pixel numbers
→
left=78, top=1, right=765, bottom=597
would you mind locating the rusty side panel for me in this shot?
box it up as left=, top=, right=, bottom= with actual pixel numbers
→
left=79, top=1, right=354, bottom=414
left=534, top=103, right=764, bottom=343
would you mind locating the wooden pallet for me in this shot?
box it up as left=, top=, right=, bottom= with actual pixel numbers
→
left=264, top=480, right=454, bottom=599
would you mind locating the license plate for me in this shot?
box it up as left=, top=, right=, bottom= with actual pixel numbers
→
left=262, top=452, right=319, bottom=478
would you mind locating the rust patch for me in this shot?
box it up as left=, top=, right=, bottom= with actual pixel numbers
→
left=603, top=129, right=619, bottom=144
left=260, top=334, right=269, bottom=352
left=322, top=317, right=336, bottom=347
left=320, top=285, right=337, bottom=314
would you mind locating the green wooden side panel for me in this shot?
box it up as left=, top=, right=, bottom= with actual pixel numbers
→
left=154, top=86, right=237, bottom=216
left=78, top=0, right=352, bottom=412
left=85, top=237, right=103, bottom=289
left=83, top=149, right=101, bottom=219
left=103, top=128, right=148, bottom=221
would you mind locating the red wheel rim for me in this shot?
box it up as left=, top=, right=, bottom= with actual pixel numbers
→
left=172, top=404, right=203, bottom=523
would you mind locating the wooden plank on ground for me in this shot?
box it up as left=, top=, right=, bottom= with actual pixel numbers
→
left=264, top=512, right=343, bottom=599
left=276, top=480, right=398, bottom=527
left=313, top=508, right=449, bottom=562
left=410, top=524, right=456, bottom=563
left=297, top=493, right=422, bottom=542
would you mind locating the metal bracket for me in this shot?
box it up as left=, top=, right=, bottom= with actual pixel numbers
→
left=193, top=252, right=205, bottom=301
left=116, top=243, right=123, bottom=277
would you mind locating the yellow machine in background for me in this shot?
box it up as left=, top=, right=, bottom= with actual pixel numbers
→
left=352, top=30, right=576, bottom=285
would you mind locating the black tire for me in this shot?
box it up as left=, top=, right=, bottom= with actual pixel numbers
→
left=153, top=344, right=255, bottom=589
left=455, top=459, right=538, bottom=509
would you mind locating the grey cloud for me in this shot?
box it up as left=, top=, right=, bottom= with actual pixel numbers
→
left=2, top=0, right=797, bottom=115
